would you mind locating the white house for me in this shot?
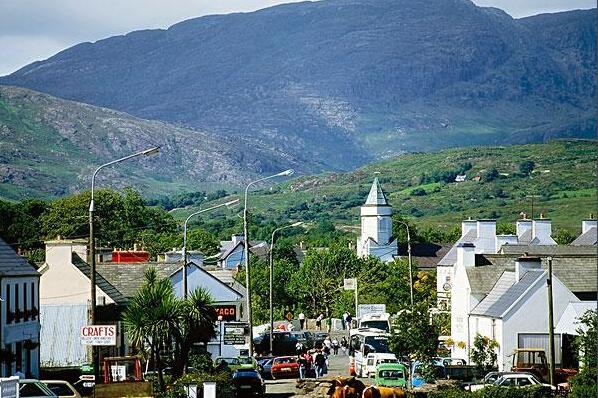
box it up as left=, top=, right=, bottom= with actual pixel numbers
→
left=356, top=178, right=398, bottom=262
left=450, top=243, right=596, bottom=369
left=0, top=238, right=41, bottom=378
left=217, top=235, right=268, bottom=269
left=437, top=216, right=557, bottom=309
left=571, top=217, right=597, bottom=246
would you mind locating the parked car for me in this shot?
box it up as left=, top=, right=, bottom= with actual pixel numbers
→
left=270, top=356, right=300, bottom=380
left=41, top=381, right=80, bottom=398
left=232, top=370, right=266, bottom=398
left=290, top=331, right=315, bottom=350
left=374, top=363, right=408, bottom=388
left=238, top=356, right=259, bottom=370
left=19, top=380, right=57, bottom=398
left=257, top=357, right=274, bottom=379
left=215, top=356, right=242, bottom=372
left=253, top=332, right=298, bottom=356
left=312, top=332, right=328, bottom=349
left=469, top=372, right=554, bottom=392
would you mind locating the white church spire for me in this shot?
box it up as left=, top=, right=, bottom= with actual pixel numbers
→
left=357, top=177, right=398, bottom=262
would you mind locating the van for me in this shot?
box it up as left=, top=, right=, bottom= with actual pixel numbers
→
left=365, top=353, right=398, bottom=377
left=374, top=363, right=408, bottom=388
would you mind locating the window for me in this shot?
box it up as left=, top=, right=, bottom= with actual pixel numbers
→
left=15, top=342, right=22, bottom=372
left=19, top=383, right=53, bottom=398
left=518, top=377, right=532, bottom=386
left=6, top=284, right=11, bottom=324
left=30, top=282, right=37, bottom=320
left=15, top=284, right=20, bottom=323
left=46, top=383, right=76, bottom=397
left=23, top=282, right=27, bottom=321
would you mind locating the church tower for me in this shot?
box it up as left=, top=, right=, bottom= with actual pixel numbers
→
left=357, top=178, right=398, bottom=262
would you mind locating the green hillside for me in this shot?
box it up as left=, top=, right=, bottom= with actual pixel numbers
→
left=173, top=140, right=596, bottom=233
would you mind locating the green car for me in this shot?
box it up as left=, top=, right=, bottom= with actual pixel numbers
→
left=375, top=363, right=408, bottom=388
left=215, top=356, right=242, bottom=371
left=238, top=356, right=259, bottom=370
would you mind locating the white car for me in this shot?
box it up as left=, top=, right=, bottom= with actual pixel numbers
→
left=365, top=352, right=398, bottom=377
left=469, top=373, right=554, bottom=392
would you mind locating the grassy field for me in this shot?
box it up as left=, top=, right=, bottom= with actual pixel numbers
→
left=172, top=140, right=596, bottom=234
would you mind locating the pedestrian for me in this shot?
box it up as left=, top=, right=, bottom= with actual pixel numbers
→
left=297, top=355, right=307, bottom=380
left=314, top=350, right=326, bottom=379
left=296, top=341, right=304, bottom=355
left=288, top=322, right=295, bottom=331
left=332, top=337, right=339, bottom=355
left=323, top=335, right=332, bottom=352
left=341, top=336, right=348, bottom=353
left=325, top=315, right=332, bottom=333
left=299, top=312, right=306, bottom=330
left=346, top=313, right=353, bottom=330
left=316, top=313, right=323, bottom=330
left=342, top=311, right=349, bottom=330
left=304, top=351, right=313, bottom=377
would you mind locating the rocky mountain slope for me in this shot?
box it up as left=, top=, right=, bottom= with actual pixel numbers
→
left=0, top=85, right=300, bottom=199
left=2, top=0, right=595, bottom=171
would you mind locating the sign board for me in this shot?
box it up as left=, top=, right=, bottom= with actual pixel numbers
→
left=80, top=325, right=116, bottom=346
left=357, top=304, right=386, bottom=318
left=82, top=382, right=95, bottom=388
left=0, top=376, right=18, bottom=398
left=79, top=375, right=95, bottom=381
left=110, top=365, right=126, bottom=382
left=80, top=364, right=94, bottom=374
left=343, top=278, right=357, bottom=290
left=223, top=323, right=247, bottom=345
left=213, top=305, right=237, bottom=321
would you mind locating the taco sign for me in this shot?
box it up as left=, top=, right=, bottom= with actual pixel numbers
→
left=80, top=325, right=116, bottom=346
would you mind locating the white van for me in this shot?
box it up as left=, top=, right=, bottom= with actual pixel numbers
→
left=358, top=313, right=390, bottom=332
left=365, top=352, right=398, bottom=377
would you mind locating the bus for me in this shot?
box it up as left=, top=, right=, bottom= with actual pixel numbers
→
left=349, top=328, right=391, bottom=377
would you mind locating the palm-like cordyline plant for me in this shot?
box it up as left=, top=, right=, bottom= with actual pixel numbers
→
left=123, top=268, right=180, bottom=391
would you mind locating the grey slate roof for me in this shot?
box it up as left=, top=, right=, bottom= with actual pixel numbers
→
left=499, top=245, right=597, bottom=256
left=471, top=270, right=545, bottom=318
left=571, top=227, right=597, bottom=246
left=517, top=229, right=533, bottom=245
left=0, top=238, right=39, bottom=276
left=72, top=254, right=129, bottom=304
left=218, top=240, right=268, bottom=260
left=438, top=230, right=477, bottom=266
left=468, top=254, right=597, bottom=296
left=364, top=178, right=389, bottom=206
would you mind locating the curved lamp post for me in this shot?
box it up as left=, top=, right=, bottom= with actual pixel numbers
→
left=269, top=221, right=303, bottom=354
left=89, top=146, right=160, bottom=377
left=243, top=169, right=294, bottom=356
left=181, top=198, right=239, bottom=298
left=395, top=220, right=413, bottom=308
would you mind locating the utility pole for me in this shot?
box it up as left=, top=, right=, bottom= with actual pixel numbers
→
left=547, top=256, right=556, bottom=386
left=526, top=195, right=541, bottom=220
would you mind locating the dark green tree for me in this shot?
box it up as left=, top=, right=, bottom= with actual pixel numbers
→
left=519, top=160, right=536, bottom=176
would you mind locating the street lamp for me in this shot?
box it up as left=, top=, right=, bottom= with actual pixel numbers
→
left=243, top=169, right=294, bottom=357
left=269, top=221, right=303, bottom=354
left=181, top=199, right=239, bottom=298
left=88, top=146, right=160, bottom=377
left=395, top=220, right=414, bottom=308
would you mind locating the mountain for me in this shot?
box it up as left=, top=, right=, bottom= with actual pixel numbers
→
left=0, top=85, right=302, bottom=200
left=174, top=140, right=597, bottom=232
left=2, top=0, right=595, bottom=172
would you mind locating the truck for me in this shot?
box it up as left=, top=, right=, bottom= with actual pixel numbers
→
left=357, top=313, right=391, bottom=332
left=511, top=348, right=577, bottom=384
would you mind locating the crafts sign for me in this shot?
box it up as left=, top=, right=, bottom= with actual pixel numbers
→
left=80, top=325, right=116, bottom=346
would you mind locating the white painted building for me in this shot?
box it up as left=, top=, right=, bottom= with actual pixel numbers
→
left=437, top=216, right=557, bottom=309
left=450, top=243, right=596, bottom=369
left=0, top=239, right=41, bottom=378
left=357, top=178, right=397, bottom=262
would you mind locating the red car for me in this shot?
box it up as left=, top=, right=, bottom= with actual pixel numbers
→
left=270, top=356, right=300, bottom=379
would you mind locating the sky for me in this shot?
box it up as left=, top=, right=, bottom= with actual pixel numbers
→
left=0, top=0, right=595, bottom=76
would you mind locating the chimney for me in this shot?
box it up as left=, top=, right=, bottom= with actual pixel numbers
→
left=476, top=220, right=497, bottom=253
left=582, top=214, right=597, bottom=234
left=515, top=255, right=542, bottom=281
left=516, top=218, right=532, bottom=238
left=496, top=235, right=518, bottom=252
left=532, top=218, right=553, bottom=244
left=461, top=218, right=477, bottom=238
left=456, top=242, right=475, bottom=267
left=45, top=238, right=88, bottom=269
left=232, top=234, right=244, bottom=245
left=133, top=243, right=139, bottom=251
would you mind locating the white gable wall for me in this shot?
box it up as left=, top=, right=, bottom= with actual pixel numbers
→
left=170, top=265, right=242, bottom=303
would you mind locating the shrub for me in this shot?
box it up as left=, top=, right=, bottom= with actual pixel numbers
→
left=167, top=370, right=232, bottom=398
left=429, top=385, right=552, bottom=398
left=411, top=188, right=427, bottom=196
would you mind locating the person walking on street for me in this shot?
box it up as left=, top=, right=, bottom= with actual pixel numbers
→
left=341, top=336, right=348, bottom=354
left=296, top=341, right=304, bottom=355
left=346, top=313, right=353, bottom=331
left=298, top=312, right=306, bottom=330
left=304, top=351, right=313, bottom=378
left=297, top=355, right=307, bottom=380
left=325, top=316, right=332, bottom=333
left=314, top=350, right=326, bottom=379
left=342, top=311, right=349, bottom=330
left=316, top=313, right=324, bottom=330
left=332, top=337, right=339, bottom=355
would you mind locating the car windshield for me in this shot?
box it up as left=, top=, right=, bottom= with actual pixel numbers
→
left=218, top=357, right=240, bottom=365
left=379, top=359, right=397, bottom=364
left=238, top=357, right=253, bottom=364
left=274, top=357, right=295, bottom=364
left=379, top=370, right=404, bottom=379
left=361, top=321, right=389, bottom=331
left=20, top=383, right=55, bottom=397
left=364, top=336, right=390, bottom=353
